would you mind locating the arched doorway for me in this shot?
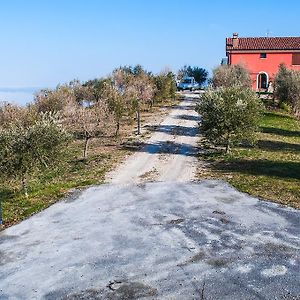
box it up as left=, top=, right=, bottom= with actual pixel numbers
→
left=257, top=72, right=268, bottom=90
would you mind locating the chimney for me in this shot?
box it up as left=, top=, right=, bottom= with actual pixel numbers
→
left=232, top=33, right=239, bottom=48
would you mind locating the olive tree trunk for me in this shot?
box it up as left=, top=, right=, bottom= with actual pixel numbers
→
left=136, top=104, right=141, bottom=135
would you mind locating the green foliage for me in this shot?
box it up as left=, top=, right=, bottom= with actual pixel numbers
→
left=154, top=72, right=177, bottom=102
left=178, top=65, right=208, bottom=86
left=83, top=78, right=111, bottom=103
left=0, top=112, right=70, bottom=190
left=212, top=64, right=252, bottom=88
left=196, top=87, right=264, bottom=152
left=275, top=63, right=300, bottom=117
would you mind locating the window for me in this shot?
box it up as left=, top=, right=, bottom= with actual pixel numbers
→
left=260, top=53, right=267, bottom=59
left=257, top=73, right=268, bottom=90
left=292, top=53, right=300, bottom=65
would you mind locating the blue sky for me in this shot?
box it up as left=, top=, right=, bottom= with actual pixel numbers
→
left=0, top=0, right=299, bottom=89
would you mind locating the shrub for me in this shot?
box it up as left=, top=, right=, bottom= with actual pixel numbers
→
left=154, top=71, right=177, bottom=102
left=0, top=112, right=71, bottom=195
left=212, top=64, right=252, bottom=88
left=196, top=87, right=263, bottom=153
left=275, top=63, right=300, bottom=118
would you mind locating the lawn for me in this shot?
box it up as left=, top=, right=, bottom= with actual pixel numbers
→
left=198, top=109, right=300, bottom=208
left=0, top=98, right=181, bottom=229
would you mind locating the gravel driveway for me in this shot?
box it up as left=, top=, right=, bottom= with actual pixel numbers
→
left=106, top=93, right=201, bottom=183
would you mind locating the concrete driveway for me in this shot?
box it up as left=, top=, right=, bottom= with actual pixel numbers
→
left=0, top=182, right=299, bottom=299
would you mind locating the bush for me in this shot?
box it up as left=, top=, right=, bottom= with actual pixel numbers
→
left=196, top=87, right=263, bottom=152
left=0, top=112, right=70, bottom=195
left=275, top=64, right=300, bottom=118
left=154, top=71, right=176, bottom=102
left=212, top=64, right=252, bottom=88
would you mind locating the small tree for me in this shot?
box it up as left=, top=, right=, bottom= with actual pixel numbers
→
left=0, top=112, right=70, bottom=196
left=196, top=87, right=263, bottom=153
left=101, top=80, right=128, bottom=136
left=64, top=101, right=110, bottom=159
left=0, top=102, right=29, bottom=128
left=212, top=64, right=252, bottom=88
left=126, top=73, right=155, bottom=135
left=275, top=63, right=300, bottom=117
left=34, top=85, right=76, bottom=113
left=154, top=71, right=177, bottom=103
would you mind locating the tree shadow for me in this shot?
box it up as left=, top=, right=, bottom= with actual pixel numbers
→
left=144, top=124, right=199, bottom=137
left=122, top=140, right=199, bottom=157
left=212, top=159, right=300, bottom=180
left=174, top=114, right=201, bottom=122
left=264, top=111, right=296, bottom=120
left=261, top=126, right=300, bottom=138
left=173, top=105, right=196, bottom=111
left=257, top=140, right=300, bottom=153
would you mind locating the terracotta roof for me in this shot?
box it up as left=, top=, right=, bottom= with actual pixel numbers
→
left=226, top=37, right=300, bottom=51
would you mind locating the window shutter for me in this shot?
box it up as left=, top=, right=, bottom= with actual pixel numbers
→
left=292, top=53, right=300, bottom=65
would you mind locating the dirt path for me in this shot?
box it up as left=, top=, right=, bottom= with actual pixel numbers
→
left=106, top=93, right=201, bottom=184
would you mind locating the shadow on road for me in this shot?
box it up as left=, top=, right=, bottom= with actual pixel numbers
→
left=174, top=114, right=201, bottom=122
left=144, top=124, right=199, bottom=137
left=122, top=140, right=199, bottom=157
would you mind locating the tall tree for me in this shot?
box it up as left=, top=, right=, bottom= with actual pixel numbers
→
left=178, top=65, right=208, bottom=86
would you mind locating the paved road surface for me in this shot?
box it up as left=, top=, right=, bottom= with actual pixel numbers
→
left=0, top=182, right=299, bottom=299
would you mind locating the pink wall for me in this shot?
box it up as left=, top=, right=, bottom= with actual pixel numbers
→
left=229, top=52, right=300, bottom=90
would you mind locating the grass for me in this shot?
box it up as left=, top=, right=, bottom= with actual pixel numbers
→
left=198, top=109, right=300, bottom=208
left=0, top=98, right=180, bottom=229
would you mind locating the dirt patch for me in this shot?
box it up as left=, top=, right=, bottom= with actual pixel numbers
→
left=212, top=210, right=226, bottom=215
left=139, top=168, right=159, bottom=182
left=169, top=218, right=185, bottom=225
left=206, top=258, right=229, bottom=268
left=108, top=282, right=158, bottom=299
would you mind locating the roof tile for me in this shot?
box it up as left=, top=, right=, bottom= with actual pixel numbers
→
left=226, top=37, right=300, bottom=51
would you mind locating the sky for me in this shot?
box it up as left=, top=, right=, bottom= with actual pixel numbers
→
left=0, top=0, right=299, bottom=93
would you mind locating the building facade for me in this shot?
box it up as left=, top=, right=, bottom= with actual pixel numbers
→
left=226, top=33, right=300, bottom=91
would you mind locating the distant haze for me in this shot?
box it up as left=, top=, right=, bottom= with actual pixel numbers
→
left=0, top=88, right=40, bottom=106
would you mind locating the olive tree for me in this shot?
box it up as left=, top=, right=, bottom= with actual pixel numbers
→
left=126, top=73, right=155, bottom=135
left=212, top=64, right=252, bottom=88
left=64, top=101, right=111, bottom=159
left=34, top=85, right=76, bottom=113
left=275, top=63, right=300, bottom=117
left=154, top=70, right=177, bottom=103
left=100, top=72, right=131, bottom=136
left=0, top=112, right=70, bottom=196
left=196, top=87, right=263, bottom=153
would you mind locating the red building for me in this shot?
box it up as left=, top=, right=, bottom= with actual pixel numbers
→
left=226, top=33, right=300, bottom=91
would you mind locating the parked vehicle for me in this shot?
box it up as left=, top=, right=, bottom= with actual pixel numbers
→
left=177, top=76, right=200, bottom=91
